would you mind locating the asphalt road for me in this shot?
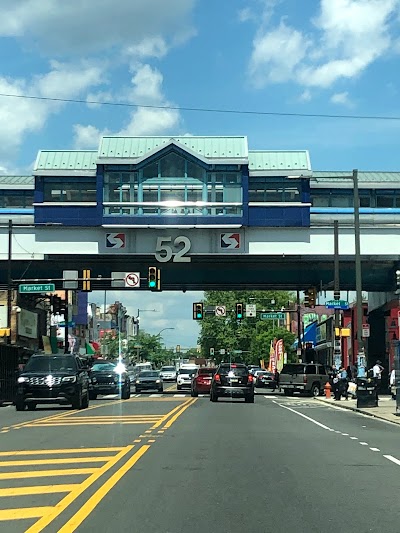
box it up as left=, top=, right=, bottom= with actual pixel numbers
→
left=1, top=392, right=400, bottom=532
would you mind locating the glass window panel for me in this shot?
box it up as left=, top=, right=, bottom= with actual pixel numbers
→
left=360, top=196, right=370, bottom=207
left=330, top=195, right=352, bottom=207
left=143, top=187, right=158, bottom=203
left=160, top=187, right=185, bottom=202
left=249, top=190, right=266, bottom=202
left=312, top=195, right=330, bottom=207
left=284, top=187, right=301, bottom=202
left=377, top=195, right=394, bottom=207
left=143, top=162, right=158, bottom=179
left=187, top=161, right=205, bottom=181
left=159, top=153, right=185, bottom=177
left=266, top=188, right=284, bottom=202
left=225, top=173, right=241, bottom=184
left=187, top=187, right=203, bottom=202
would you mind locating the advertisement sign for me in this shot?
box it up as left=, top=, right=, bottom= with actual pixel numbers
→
left=18, top=309, right=38, bottom=339
left=275, top=339, right=284, bottom=372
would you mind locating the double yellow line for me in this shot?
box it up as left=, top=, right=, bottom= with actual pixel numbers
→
left=27, top=397, right=197, bottom=532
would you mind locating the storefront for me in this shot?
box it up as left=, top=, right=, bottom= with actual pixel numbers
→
left=315, top=317, right=334, bottom=366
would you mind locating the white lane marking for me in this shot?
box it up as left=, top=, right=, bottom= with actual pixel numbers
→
left=383, top=455, right=400, bottom=466
left=350, top=437, right=358, bottom=440
left=359, top=442, right=368, bottom=446
left=273, top=401, right=332, bottom=431
left=342, top=433, right=349, bottom=436
left=264, top=395, right=277, bottom=399
left=335, top=430, right=342, bottom=433
left=370, top=448, right=380, bottom=452
left=150, top=394, right=162, bottom=397
left=174, top=394, right=186, bottom=397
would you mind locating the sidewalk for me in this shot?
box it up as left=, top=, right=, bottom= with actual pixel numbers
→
left=315, top=395, right=400, bottom=425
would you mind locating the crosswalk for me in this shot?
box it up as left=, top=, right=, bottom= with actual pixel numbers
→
left=0, top=446, right=131, bottom=528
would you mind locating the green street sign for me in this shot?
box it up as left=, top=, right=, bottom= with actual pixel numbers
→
left=260, top=312, right=285, bottom=320
left=19, top=283, right=55, bottom=293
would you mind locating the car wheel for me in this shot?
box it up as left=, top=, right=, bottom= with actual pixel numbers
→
left=122, top=386, right=131, bottom=400
left=245, top=395, right=255, bottom=403
left=27, top=402, right=37, bottom=411
left=72, top=390, right=83, bottom=410
left=284, top=390, right=294, bottom=396
left=310, top=384, right=320, bottom=397
left=158, top=388, right=163, bottom=393
left=135, top=388, right=141, bottom=394
left=191, top=389, right=198, bottom=397
left=89, top=391, right=97, bottom=400
left=82, top=393, right=89, bottom=409
left=177, top=385, right=182, bottom=391
left=15, top=401, right=25, bottom=411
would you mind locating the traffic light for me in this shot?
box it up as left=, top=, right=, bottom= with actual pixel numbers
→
left=235, top=303, right=244, bottom=320
left=82, top=269, right=91, bottom=292
left=396, top=270, right=400, bottom=293
left=148, top=267, right=161, bottom=291
left=51, top=296, right=62, bottom=314
left=304, top=287, right=317, bottom=308
left=193, top=302, right=204, bottom=320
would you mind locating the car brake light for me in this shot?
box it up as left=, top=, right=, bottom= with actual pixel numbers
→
left=231, top=364, right=237, bottom=368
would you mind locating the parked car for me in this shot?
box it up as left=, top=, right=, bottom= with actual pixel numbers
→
left=88, top=361, right=130, bottom=400
left=159, top=365, right=177, bottom=381
left=191, top=367, right=216, bottom=397
left=135, top=371, right=163, bottom=393
left=280, top=363, right=329, bottom=397
left=15, top=354, right=90, bottom=410
left=210, top=362, right=254, bottom=403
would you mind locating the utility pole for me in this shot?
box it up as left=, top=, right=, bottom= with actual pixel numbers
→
left=296, top=290, right=302, bottom=360
left=7, top=219, right=12, bottom=345
left=64, top=290, right=69, bottom=354
left=333, top=220, right=342, bottom=368
left=353, top=169, right=365, bottom=377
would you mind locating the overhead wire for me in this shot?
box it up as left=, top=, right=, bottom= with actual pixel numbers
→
left=0, top=92, right=399, bottom=121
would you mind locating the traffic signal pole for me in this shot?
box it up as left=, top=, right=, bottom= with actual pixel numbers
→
left=6, top=219, right=12, bottom=344
left=296, top=290, right=302, bottom=359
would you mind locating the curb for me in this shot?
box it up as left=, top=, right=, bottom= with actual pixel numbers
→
left=314, top=397, right=400, bottom=425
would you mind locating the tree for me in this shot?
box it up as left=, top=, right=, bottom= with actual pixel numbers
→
left=198, top=290, right=296, bottom=365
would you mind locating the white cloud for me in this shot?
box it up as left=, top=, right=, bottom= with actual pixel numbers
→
left=248, top=0, right=400, bottom=90
left=128, top=64, right=164, bottom=104
left=330, top=91, right=352, bottom=106
left=299, top=89, right=312, bottom=102
left=0, top=0, right=196, bottom=56
left=73, top=124, right=109, bottom=150
left=125, top=37, right=168, bottom=60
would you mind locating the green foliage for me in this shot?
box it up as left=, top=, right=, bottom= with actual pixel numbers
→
left=198, top=290, right=296, bottom=364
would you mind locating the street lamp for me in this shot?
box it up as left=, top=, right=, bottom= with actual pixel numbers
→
left=135, top=308, right=158, bottom=336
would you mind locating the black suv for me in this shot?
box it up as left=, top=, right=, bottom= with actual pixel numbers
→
left=15, top=354, right=90, bottom=411
left=88, top=361, right=131, bottom=399
left=210, top=363, right=255, bottom=403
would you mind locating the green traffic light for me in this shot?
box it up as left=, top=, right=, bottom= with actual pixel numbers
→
left=197, top=313, right=202, bottom=319
left=149, top=280, right=156, bottom=288
left=237, top=313, right=242, bottom=319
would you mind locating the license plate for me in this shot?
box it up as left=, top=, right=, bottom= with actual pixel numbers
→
left=230, top=379, right=238, bottom=383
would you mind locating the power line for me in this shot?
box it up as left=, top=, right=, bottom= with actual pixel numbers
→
left=0, top=92, right=399, bottom=121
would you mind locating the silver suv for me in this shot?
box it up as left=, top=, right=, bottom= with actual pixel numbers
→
left=280, top=363, right=328, bottom=397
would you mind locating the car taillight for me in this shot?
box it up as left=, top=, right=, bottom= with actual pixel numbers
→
left=214, top=374, right=221, bottom=382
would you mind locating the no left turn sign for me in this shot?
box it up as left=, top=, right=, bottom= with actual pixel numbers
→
left=215, top=305, right=226, bottom=317
left=125, top=272, right=140, bottom=288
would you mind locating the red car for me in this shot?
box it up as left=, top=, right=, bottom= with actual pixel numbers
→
left=191, top=367, right=217, bottom=397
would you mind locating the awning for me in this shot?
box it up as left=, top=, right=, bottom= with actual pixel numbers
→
left=293, top=322, right=317, bottom=348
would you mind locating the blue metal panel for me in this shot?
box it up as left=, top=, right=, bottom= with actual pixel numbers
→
left=102, top=215, right=244, bottom=226
left=35, top=206, right=102, bottom=226
left=248, top=206, right=310, bottom=227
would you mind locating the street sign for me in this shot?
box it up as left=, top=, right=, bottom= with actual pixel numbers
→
left=57, top=321, right=75, bottom=328
left=325, top=299, right=349, bottom=309
left=260, top=312, right=285, bottom=320
left=63, top=270, right=78, bottom=290
left=246, top=304, right=256, bottom=318
left=362, top=324, right=370, bottom=337
left=124, top=272, right=140, bottom=288
left=19, top=283, right=55, bottom=293
left=215, top=306, right=226, bottom=317
left=219, top=348, right=226, bottom=355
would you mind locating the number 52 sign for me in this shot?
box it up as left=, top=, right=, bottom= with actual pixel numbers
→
left=155, top=236, right=191, bottom=263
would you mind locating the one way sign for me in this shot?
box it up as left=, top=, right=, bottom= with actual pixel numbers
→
left=106, top=233, right=126, bottom=249
left=220, top=233, right=240, bottom=249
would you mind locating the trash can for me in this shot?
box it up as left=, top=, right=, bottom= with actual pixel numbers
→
left=356, top=377, right=378, bottom=408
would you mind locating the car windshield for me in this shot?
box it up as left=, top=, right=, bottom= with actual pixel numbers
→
left=179, top=368, right=196, bottom=374
left=139, top=371, right=159, bottom=378
left=91, top=363, right=116, bottom=372
left=24, top=356, right=76, bottom=372
left=198, top=368, right=216, bottom=375
left=161, top=366, right=175, bottom=371
left=219, top=365, right=248, bottom=376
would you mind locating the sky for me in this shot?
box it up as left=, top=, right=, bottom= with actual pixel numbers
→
left=2, top=0, right=400, bottom=346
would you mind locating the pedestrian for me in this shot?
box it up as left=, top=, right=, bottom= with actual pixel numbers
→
left=389, top=368, right=396, bottom=400
left=371, top=359, right=384, bottom=400
left=273, top=369, right=280, bottom=391
left=331, top=366, right=341, bottom=401
left=339, top=366, right=349, bottom=400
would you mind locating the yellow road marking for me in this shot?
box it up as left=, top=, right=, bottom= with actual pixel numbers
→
left=166, top=384, right=177, bottom=391
left=0, top=484, right=77, bottom=497
left=25, top=445, right=133, bottom=533
left=0, top=447, right=124, bottom=457
left=157, top=430, right=165, bottom=433
left=0, top=468, right=97, bottom=481
left=58, top=446, right=150, bottom=532
left=0, top=456, right=114, bottom=467
left=0, top=507, right=53, bottom=521
left=26, top=421, right=161, bottom=427
left=59, top=397, right=196, bottom=532
left=150, top=398, right=193, bottom=429
left=147, top=439, right=156, bottom=443
left=133, top=439, right=141, bottom=443
left=163, top=398, right=197, bottom=428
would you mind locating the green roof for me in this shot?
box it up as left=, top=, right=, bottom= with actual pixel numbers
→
left=98, top=136, right=248, bottom=160
left=313, top=171, right=400, bottom=183
left=248, top=150, right=311, bottom=173
left=0, top=176, right=34, bottom=186
left=34, top=151, right=97, bottom=172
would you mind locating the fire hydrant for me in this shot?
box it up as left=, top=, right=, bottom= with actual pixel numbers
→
left=324, top=381, right=332, bottom=399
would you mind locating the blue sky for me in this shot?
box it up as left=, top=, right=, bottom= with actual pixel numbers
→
left=1, top=0, right=400, bottom=346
